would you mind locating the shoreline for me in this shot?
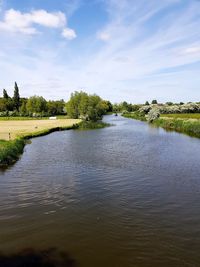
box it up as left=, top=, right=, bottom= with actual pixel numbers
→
left=122, top=113, right=200, bottom=139
left=0, top=120, right=111, bottom=168
left=0, top=123, right=80, bottom=168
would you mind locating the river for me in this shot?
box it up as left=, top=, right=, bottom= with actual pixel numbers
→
left=0, top=115, right=200, bottom=267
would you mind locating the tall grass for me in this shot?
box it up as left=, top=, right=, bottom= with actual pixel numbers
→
left=154, top=118, right=200, bottom=138
left=0, top=139, right=26, bottom=166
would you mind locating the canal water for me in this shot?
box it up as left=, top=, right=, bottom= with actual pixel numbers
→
left=0, top=115, right=200, bottom=267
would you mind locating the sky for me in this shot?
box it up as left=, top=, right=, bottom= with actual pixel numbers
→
left=0, top=0, right=200, bottom=103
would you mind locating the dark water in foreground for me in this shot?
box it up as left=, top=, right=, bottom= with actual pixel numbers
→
left=0, top=115, right=200, bottom=267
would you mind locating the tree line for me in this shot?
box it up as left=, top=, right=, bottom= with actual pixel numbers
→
left=0, top=82, right=65, bottom=117
left=0, top=83, right=113, bottom=120
left=1, top=82, right=198, bottom=120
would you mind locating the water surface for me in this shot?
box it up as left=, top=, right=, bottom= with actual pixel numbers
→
left=1, top=115, right=200, bottom=266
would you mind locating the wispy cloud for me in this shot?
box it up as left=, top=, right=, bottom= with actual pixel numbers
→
left=0, top=0, right=200, bottom=102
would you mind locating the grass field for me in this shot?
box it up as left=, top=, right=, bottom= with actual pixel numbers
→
left=161, top=113, right=200, bottom=119
left=0, top=119, right=81, bottom=140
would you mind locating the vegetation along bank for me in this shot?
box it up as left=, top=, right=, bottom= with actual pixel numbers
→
left=122, top=102, right=200, bottom=139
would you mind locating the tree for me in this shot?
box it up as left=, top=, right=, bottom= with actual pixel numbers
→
left=0, top=98, right=7, bottom=112
left=145, top=101, right=149, bottom=105
left=47, top=100, right=65, bottom=115
left=151, top=100, right=158, bottom=104
left=146, top=108, right=160, bottom=123
left=19, top=98, right=28, bottom=115
left=66, top=91, right=108, bottom=121
left=13, top=82, right=20, bottom=111
left=3, top=89, right=9, bottom=99
left=26, top=96, right=47, bottom=115
left=166, top=102, right=173, bottom=106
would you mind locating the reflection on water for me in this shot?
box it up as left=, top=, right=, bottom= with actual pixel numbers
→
left=0, top=115, right=200, bottom=267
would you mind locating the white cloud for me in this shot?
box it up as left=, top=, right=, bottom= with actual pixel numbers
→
left=0, top=8, right=76, bottom=39
left=97, top=32, right=111, bottom=41
left=62, top=27, right=77, bottom=40
left=30, top=10, right=66, bottom=28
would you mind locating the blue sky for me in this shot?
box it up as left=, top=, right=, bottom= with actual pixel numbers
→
left=0, top=0, right=200, bottom=103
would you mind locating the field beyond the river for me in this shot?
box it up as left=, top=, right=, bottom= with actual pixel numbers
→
left=160, top=113, right=200, bottom=119
left=0, top=119, right=81, bottom=140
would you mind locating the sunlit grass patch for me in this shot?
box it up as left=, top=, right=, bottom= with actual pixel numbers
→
left=161, top=113, right=200, bottom=119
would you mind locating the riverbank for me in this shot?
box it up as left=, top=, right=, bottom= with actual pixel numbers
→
left=154, top=117, right=200, bottom=138
left=0, top=119, right=81, bottom=167
left=0, top=118, right=112, bottom=167
left=122, top=112, right=200, bottom=138
left=122, top=111, right=147, bottom=121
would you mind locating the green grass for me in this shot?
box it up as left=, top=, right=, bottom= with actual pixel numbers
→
left=154, top=118, right=200, bottom=138
left=0, top=139, right=26, bottom=166
left=161, top=113, right=200, bottom=119
left=122, top=111, right=146, bottom=121
left=77, top=120, right=111, bottom=130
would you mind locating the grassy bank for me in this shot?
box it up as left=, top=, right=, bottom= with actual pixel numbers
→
left=123, top=111, right=200, bottom=138
left=154, top=118, right=200, bottom=138
left=0, top=139, right=26, bottom=166
left=122, top=111, right=146, bottom=121
left=76, top=120, right=111, bottom=130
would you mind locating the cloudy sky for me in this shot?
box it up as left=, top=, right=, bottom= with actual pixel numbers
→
left=0, top=0, right=200, bottom=103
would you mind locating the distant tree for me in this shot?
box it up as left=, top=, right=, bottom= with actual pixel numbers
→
left=166, top=102, right=173, bottom=106
left=26, top=96, right=47, bottom=115
left=19, top=98, right=28, bottom=115
left=0, top=98, right=7, bottom=112
left=47, top=100, right=65, bottom=115
left=145, top=101, right=149, bottom=105
left=131, top=104, right=140, bottom=111
left=180, top=102, right=184, bottom=105
left=66, top=91, right=108, bottom=121
left=3, top=89, right=9, bottom=99
left=151, top=100, right=158, bottom=104
left=13, top=82, right=20, bottom=111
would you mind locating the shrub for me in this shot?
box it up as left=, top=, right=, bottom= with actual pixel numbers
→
left=146, top=108, right=160, bottom=123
